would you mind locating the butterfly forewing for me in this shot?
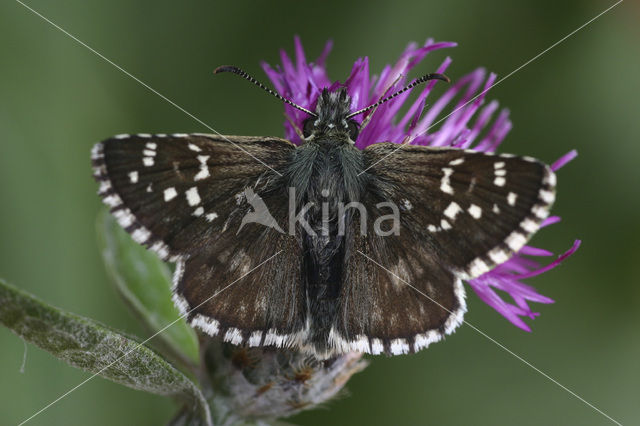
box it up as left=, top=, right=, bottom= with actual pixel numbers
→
left=363, top=143, right=556, bottom=280
left=92, top=134, right=294, bottom=256
left=92, top=133, right=307, bottom=346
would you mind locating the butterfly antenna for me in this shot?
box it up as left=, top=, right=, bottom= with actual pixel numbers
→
left=215, top=65, right=318, bottom=117
left=345, top=73, right=450, bottom=119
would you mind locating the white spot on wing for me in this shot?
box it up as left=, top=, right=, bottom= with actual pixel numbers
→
left=532, top=204, right=549, bottom=219
left=539, top=189, right=555, bottom=204
left=150, top=241, right=170, bottom=260
left=390, top=338, right=410, bottom=355
left=164, top=187, right=178, bottom=202
left=193, top=206, right=204, bottom=216
left=444, top=278, right=467, bottom=334
left=414, top=331, right=439, bottom=351
left=248, top=331, right=263, bottom=346
left=143, top=157, right=154, bottom=167
left=91, top=143, right=103, bottom=160
left=185, top=187, right=201, bottom=206
left=264, top=329, right=286, bottom=347
left=194, top=155, right=210, bottom=181
left=188, top=143, right=201, bottom=152
left=190, top=314, right=220, bottom=336
left=505, top=231, right=527, bottom=251
left=544, top=171, right=557, bottom=186
left=440, top=167, right=454, bottom=194
left=172, top=293, right=189, bottom=316
left=98, top=180, right=111, bottom=194
left=371, top=338, right=384, bottom=355
left=349, top=335, right=371, bottom=353
left=507, top=192, right=517, bottom=206
left=103, top=195, right=121, bottom=208
left=521, top=218, right=538, bottom=233
left=468, top=258, right=490, bottom=277
left=206, top=212, right=218, bottom=222
left=444, top=201, right=462, bottom=220
left=113, top=209, right=134, bottom=228
left=131, top=227, right=151, bottom=244
left=224, top=328, right=244, bottom=345
left=468, top=204, right=482, bottom=219
left=494, top=176, right=506, bottom=186
left=128, top=171, right=138, bottom=183
left=488, top=248, right=510, bottom=264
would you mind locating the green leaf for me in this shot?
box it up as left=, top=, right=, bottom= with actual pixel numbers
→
left=96, top=210, right=199, bottom=367
left=0, top=279, right=212, bottom=426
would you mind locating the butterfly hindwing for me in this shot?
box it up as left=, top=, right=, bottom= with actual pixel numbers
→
left=333, top=202, right=466, bottom=355
left=176, top=191, right=307, bottom=348
left=92, top=133, right=307, bottom=347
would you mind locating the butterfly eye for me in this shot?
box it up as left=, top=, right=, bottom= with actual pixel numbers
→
left=302, top=118, right=316, bottom=138
left=347, top=120, right=360, bottom=141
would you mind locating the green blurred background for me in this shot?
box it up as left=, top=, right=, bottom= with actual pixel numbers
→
left=1, top=0, right=638, bottom=425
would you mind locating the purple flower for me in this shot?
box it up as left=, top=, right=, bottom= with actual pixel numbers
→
left=262, top=37, right=579, bottom=331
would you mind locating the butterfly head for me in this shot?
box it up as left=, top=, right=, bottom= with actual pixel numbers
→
left=303, top=88, right=360, bottom=142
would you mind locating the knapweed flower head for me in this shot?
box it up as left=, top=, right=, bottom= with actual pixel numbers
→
left=198, top=340, right=367, bottom=424
left=263, top=36, right=580, bottom=331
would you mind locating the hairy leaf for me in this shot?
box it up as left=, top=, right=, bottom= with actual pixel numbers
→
left=0, top=279, right=212, bottom=426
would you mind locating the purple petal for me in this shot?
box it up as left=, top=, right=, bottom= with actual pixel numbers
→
left=541, top=216, right=562, bottom=227
left=518, top=246, right=554, bottom=257
left=516, top=240, right=581, bottom=280
left=551, top=150, right=578, bottom=171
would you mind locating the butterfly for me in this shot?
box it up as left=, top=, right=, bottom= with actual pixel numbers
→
left=92, top=66, right=555, bottom=358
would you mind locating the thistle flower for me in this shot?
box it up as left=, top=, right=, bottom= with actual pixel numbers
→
left=263, top=36, right=580, bottom=331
